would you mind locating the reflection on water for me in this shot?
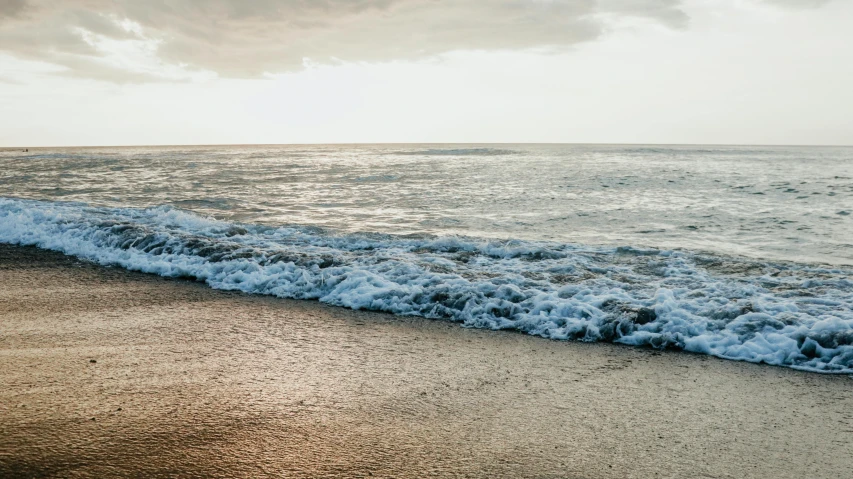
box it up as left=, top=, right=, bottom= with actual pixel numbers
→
left=1, top=144, right=851, bottom=265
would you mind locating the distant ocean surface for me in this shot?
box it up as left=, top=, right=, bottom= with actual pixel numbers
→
left=1, top=144, right=852, bottom=372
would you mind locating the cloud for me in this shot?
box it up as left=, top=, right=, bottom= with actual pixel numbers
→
left=0, top=0, right=694, bottom=81
left=763, top=0, right=833, bottom=7
left=0, top=0, right=27, bottom=19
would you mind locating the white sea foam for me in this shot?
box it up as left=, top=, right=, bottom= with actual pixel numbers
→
left=2, top=197, right=852, bottom=373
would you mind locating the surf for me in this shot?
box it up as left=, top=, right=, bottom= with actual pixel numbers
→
left=2, top=196, right=852, bottom=373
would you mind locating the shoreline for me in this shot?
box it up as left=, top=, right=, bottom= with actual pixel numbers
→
left=1, top=243, right=852, bottom=478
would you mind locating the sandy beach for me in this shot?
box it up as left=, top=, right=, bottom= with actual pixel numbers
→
left=1, top=243, right=851, bottom=478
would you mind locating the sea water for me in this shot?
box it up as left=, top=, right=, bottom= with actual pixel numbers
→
left=1, top=144, right=851, bottom=372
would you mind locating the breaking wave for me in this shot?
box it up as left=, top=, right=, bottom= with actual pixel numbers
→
left=2, top=197, right=852, bottom=373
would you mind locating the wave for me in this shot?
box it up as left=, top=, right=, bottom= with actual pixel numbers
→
left=2, top=197, right=852, bottom=373
left=393, top=148, right=518, bottom=156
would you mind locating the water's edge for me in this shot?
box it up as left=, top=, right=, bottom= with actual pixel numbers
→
left=3, top=197, right=852, bottom=374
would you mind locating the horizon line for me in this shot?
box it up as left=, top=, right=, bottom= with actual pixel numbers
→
left=3, top=141, right=852, bottom=149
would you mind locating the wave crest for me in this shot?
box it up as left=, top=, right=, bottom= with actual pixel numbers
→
left=2, top=197, right=852, bottom=373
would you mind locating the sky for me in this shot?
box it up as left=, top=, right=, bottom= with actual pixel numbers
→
left=0, top=0, right=851, bottom=146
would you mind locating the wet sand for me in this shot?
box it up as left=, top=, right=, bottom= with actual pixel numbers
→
left=1, top=243, right=851, bottom=478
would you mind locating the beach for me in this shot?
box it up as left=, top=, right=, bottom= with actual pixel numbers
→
left=2, top=0, right=851, bottom=474
left=1, top=243, right=851, bottom=478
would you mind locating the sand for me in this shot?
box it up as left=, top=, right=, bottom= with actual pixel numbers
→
left=1, top=243, right=851, bottom=479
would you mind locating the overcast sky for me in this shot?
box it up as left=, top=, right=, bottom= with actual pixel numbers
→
left=0, top=0, right=851, bottom=146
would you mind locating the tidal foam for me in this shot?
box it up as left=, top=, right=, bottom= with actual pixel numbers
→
left=2, top=197, right=852, bottom=373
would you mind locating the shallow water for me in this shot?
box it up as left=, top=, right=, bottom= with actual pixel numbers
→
left=2, top=144, right=851, bottom=265
left=1, top=144, right=852, bottom=372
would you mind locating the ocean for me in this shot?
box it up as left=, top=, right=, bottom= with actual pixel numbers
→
left=1, top=144, right=852, bottom=372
